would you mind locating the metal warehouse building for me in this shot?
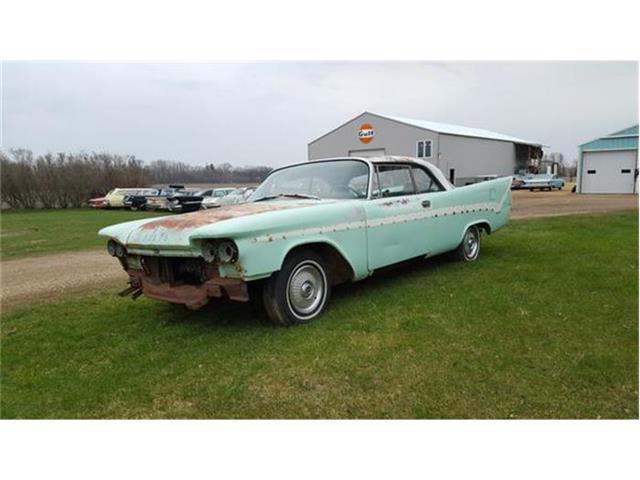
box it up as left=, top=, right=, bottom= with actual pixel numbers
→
left=308, top=112, right=544, bottom=186
left=577, top=125, right=638, bottom=194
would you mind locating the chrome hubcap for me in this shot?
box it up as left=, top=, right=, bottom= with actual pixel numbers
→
left=287, top=261, right=326, bottom=318
left=463, top=229, right=479, bottom=258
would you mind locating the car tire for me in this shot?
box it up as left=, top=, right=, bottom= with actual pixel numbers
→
left=262, top=249, right=331, bottom=326
left=452, top=225, right=481, bottom=262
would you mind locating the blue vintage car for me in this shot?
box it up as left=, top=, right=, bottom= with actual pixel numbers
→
left=521, top=174, right=565, bottom=191
left=99, top=156, right=512, bottom=326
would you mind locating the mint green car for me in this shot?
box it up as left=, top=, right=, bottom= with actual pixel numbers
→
left=99, top=156, right=512, bottom=326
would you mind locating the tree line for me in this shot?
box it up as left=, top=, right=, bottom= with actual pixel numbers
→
left=148, top=160, right=272, bottom=184
left=0, top=149, right=273, bottom=209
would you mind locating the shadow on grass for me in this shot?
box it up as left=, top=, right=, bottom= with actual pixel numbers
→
left=333, top=253, right=454, bottom=302
left=155, top=250, right=468, bottom=330
left=160, top=299, right=269, bottom=330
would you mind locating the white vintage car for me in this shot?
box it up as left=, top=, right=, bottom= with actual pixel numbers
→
left=100, top=156, right=512, bottom=326
left=200, top=188, right=237, bottom=209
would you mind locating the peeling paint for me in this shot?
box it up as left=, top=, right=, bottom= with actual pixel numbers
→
left=381, top=198, right=410, bottom=207
left=139, top=202, right=304, bottom=231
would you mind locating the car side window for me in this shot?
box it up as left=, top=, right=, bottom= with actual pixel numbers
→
left=411, top=167, right=444, bottom=193
left=376, top=165, right=415, bottom=198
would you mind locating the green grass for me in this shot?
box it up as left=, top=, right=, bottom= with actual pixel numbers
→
left=1, top=213, right=637, bottom=418
left=0, top=208, right=166, bottom=259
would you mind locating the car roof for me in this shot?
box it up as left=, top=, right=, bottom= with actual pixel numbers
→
left=276, top=156, right=454, bottom=191
left=307, top=155, right=433, bottom=167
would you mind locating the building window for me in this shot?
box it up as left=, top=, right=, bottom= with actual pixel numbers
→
left=587, top=169, right=596, bottom=174
left=416, top=140, right=432, bottom=159
left=621, top=169, right=631, bottom=174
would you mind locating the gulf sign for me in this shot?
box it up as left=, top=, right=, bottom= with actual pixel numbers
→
left=358, top=123, right=375, bottom=144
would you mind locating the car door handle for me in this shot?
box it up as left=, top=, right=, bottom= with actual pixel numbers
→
left=421, top=200, right=431, bottom=208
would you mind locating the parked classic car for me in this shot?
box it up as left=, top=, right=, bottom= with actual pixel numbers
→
left=99, top=156, right=512, bottom=326
left=89, top=196, right=108, bottom=208
left=520, top=174, right=565, bottom=191
left=200, top=188, right=237, bottom=209
left=511, top=175, right=525, bottom=190
left=214, top=187, right=256, bottom=207
left=167, top=189, right=208, bottom=213
left=105, top=188, right=158, bottom=208
left=124, top=185, right=184, bottom=211
left=166, top=188, right=241, bottom=214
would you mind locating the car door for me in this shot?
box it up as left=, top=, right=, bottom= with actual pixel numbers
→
left=364, top=163, right=433, bottom=270
left=408, top=164, right=457, bottom=255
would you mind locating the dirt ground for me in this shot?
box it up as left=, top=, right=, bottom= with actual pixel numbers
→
left=0, top=250, right=125, bottom=312
left=1, top=189, right=637, bottom=311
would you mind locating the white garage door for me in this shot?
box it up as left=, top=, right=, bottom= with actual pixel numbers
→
left=581, top=150, right=637, bottom=194
left=348, top=148, right=386, bottom=158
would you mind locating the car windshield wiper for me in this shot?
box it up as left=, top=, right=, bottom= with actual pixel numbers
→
left=253, top=193, right=320, bottom=202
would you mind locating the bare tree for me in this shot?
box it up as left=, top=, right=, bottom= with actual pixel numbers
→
left=1, top=149, right=151, bottom=209
left=1, top=148, right=272, bottom=209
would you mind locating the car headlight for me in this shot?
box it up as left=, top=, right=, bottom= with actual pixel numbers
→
left=201, top=240, right=238, bottom=264
left=217, top=241, right=239, bottom=263
left=201, top=240, right=217, bottom=263
left=107, top=239, right=117, bottom=256
left=107, top=239, right=126, bottom=257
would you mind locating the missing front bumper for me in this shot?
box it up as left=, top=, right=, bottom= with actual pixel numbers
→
left=119, top=255, right=249, bottom=310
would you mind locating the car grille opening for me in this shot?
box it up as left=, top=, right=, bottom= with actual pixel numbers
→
left=138, top=256, right=211, bottom=285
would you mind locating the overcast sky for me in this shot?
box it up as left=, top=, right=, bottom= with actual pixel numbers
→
left=1, top=62, right=637, bottom=167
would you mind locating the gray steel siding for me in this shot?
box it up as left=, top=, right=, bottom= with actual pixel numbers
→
left=438, top=134, right=516, bottom=185
left=309, top=113, right=518, bottom=186
left=308, top=113, right=440, bottom=162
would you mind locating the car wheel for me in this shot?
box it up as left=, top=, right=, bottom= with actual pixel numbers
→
left=262, top=249, right=331, bottom=326
left=452, top=225, right=481, bottom=262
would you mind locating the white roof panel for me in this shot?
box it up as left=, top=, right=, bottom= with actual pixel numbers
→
left=371, top=112, right=543, bottom=147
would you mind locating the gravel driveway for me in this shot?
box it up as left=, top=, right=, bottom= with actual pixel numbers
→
left=511, top=188, right=637, bottom=219
left=0, top=250, right=125, bottom=311
left=1, top=191, right=636, bottom=311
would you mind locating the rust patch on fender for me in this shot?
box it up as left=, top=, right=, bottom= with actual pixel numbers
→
left=139, top=202, right=304, bottom=230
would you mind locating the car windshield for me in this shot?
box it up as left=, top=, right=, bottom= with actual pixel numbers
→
left=252, top=160, right=370, bottom=201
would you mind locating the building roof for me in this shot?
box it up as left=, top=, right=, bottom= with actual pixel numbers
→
left=309, top=111, right=544, bottom=147
left=371, top=112, right=543, bottom=146
left=579, top=124, right=639, bottom=151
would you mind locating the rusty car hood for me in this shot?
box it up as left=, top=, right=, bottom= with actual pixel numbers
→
left=138, top=202, right=299, bottom=231
left=99, top=200, right=332, bottom=251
